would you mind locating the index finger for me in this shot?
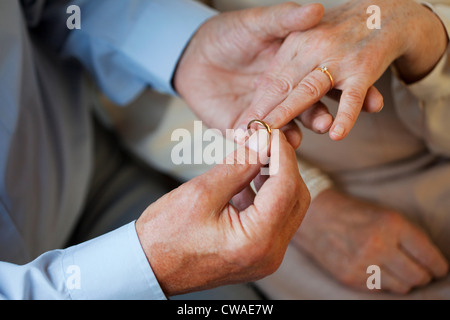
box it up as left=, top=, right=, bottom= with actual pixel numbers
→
left=262, top=68, right=333, bottom=130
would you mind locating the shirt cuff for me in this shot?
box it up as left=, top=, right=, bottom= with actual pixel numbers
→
left=119, top=0, right=218, bottom=97
left=62, top=221, right=166, bottom=300
left=297, top=158, right=333, bottom=200
left=64, top=0, right=218, bottom=106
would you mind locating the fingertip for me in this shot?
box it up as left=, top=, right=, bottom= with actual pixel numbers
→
left=313, top=113, right=333, bottom=134
left=314, top=3, right=326, bottom=15
left=330, top=84, right=366, bottom=140
left=364, top=86, right=384, bottom=113
left=298, top=101, right=333, bottom=134
left=281, top=121, right=302, bottom=149
left=289, top=2, right=325, bottom=30
left=435, top=258, right=449, bottom=279
left=301, top=3, right=325, bottom=18
left=329, top=123, right=347, bottom=141
left=285, top=130, right=302, bottom=150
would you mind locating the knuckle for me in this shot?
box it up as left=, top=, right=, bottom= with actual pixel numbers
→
left=228, top=244, right=262, bottom=270
left=177, top=182, right=212, bottom=215
left=338, top=109, right=357, bottom=123
left=188, top=178, right=219, bottom=205
left=248, top=241, right=272, bottom=265
left=275, top=103, right=296, bottom=121
left=189, top=178, right=208, bottom=195
left=344, top=89, right=365, bottom=105
left=282, top=1, right=299, bottom=9
left=297, top=76, right=323, bottom=100
left=292, top=176, right=305, bottom=195
left=260, top=250, right=284, bottom=277
left=282, top=173, right=302, bottom=197
left=261, top=74, right=293, bottom=96
left=243, top=110, right=267, bottom=126
left=223, top=241, right=251, bottom=268
left=355, top=234, right=385, bottom=263
left=263, top=259, right=283, bottom=277
left=277, top=1, right=299, bottom=13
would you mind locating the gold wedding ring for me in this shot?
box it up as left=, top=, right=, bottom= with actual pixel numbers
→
left=315, top=66, right=335, bottom=89
left=247, top=119, right=272, bottom=149
left=247, top=119, right=272, bottom=137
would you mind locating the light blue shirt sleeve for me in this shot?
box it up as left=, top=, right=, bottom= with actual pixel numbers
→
left=0, top=0, right=217, bottom=300
left=63, top=0, right=217, bottom=105
left=0, top=222, right=165, bottom=300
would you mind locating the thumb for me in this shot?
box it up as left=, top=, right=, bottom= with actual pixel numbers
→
left=193, top=130, right=270, bottom=208
left=246, top=2, right=324, bottom=41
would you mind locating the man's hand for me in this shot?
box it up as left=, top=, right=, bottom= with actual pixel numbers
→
left=136, top=130, right=310, bottom=296
left=292, top=189, right=449, bottom=294
left=173, top=2, right=325, bottom=139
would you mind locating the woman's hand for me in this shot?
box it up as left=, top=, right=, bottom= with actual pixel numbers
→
left=173, top=2, right=325, bottom=138
left=293, top=189, right=449, bottom=294
left=235, top=0, right=449, bottom=141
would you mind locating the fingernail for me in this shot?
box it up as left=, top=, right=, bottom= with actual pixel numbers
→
left=246, top=129, right=270, bottom=153
left=378, top=104, right=385, bottom=113
left=315, top=114, right=333, bottom=134
left=232, top=122, right=249, bottom=145
left=331, top=124, right=345, bottom=138
left=234, top=126, right=248, bottom=145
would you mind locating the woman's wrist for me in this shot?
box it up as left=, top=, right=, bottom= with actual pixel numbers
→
left=394, top=2, right=449, bottom=84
